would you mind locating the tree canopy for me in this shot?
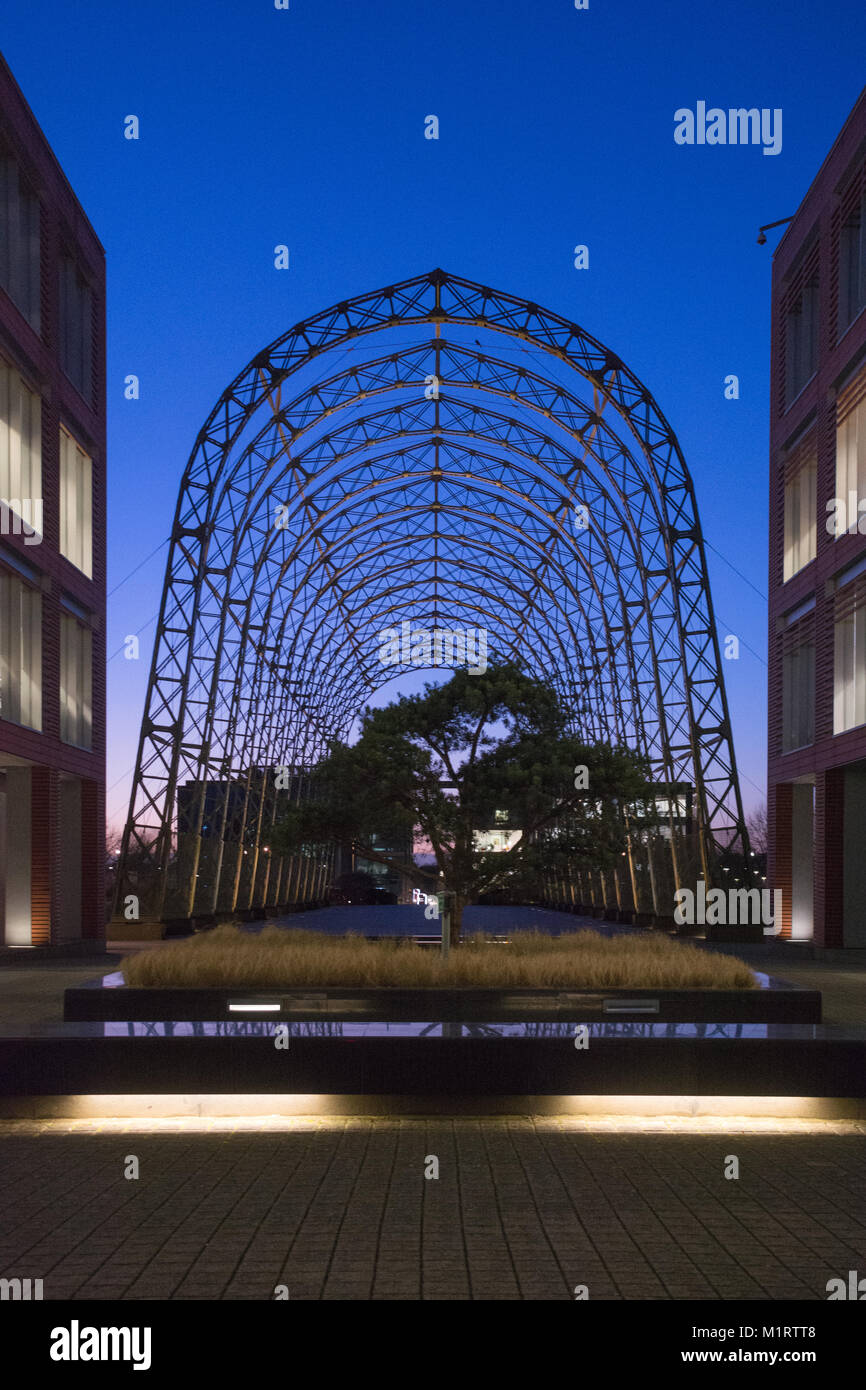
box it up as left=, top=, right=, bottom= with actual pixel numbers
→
left=271, top=660, right=653, bottom=939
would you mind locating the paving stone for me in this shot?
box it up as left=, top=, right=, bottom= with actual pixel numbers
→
left=1, top=1120, right=865, bottom=1299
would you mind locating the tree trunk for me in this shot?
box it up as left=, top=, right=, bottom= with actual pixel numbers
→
left=449, top=894, right=466, bottom=948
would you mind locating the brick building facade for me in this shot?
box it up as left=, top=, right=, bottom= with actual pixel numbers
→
left=768, top=84, right=866, bottom=947
left=0, top=52, right=105, bottom=949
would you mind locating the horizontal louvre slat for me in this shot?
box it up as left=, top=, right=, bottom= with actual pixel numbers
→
left=781, top=612, right=815, bottom=653
left=783, top=429, right=818, bottom=479
left=834, top=574, right=866, bottom=621
left=837, top=361, right=866, bottom=424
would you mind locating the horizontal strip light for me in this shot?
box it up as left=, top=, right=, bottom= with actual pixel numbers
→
left=227, top=1003, right=281, bottom=1013
left=3, top=1095, right=866, bottom=1128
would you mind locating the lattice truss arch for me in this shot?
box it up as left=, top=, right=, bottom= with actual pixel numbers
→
left=116, top=269, right=750, bottom=921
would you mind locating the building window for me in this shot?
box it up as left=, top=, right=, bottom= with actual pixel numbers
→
left=834, top=605, right=866, bottom=734
left=59, top=255, right=92, bottom=401
left=783, top=453, right=816, bottom=579
left=839, top=188, right=866, bottom=334
left=834, top=576, right=866, bottom=735
left=59, top=611, right=92, bottom=749
left=782, top=640, right=815, bottom=752
left=785, top=275, right=818, bottom=406
left=0, top=569, right=41, bottom=730
left=835, top=387, right=866, bottom=535
left=654, top=794, right=688, bottom=821
left=59, top=427, right=92, bottom=577
left=0, top=149, right=40, bottom=332
left=0, top=361, right=42, bottom=540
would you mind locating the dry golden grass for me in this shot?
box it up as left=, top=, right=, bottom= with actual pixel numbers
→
left=122, top=924, right=756, bottom=990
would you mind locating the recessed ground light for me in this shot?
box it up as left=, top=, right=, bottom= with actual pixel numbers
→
left=228, top=1002, right=281, bottom=1012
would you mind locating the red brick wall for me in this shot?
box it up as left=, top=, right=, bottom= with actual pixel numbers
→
left=767, top=782, right=793, bottom=939
left=768, top=84, right=866, bottom=946
left=30, top=766, right=58, bottom=945
left=0, top=53, right=106, bottom=945
left=80, top=776, right=104, bottom=937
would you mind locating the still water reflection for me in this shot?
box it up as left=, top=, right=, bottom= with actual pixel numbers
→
left=104, top=1020, right=773, bottom=1038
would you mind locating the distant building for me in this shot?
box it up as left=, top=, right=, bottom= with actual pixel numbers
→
left=473, top=808, right=521, bottom=854
left=0, top=54, right=106, bottom=950
left=177, top=767, right=313, bottom=841
left=767, top=84, right=866, bottom=945
left=473, top=791, right=693, bottom=855
left=636, top=785, right=693, bottom=841
left=353, top=831, right=416, bottom=901
left=179, top=777, right=259, bottom=842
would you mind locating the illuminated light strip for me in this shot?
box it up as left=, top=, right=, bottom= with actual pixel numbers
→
left=1, top=1112, right=864, bottom=1135
left=1, top=1095, right=866, bottom=1128
left=228, top=1003, right=281, bottom=1012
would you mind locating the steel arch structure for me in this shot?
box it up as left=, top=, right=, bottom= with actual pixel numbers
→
left=115, top=268, right=750, bottom=925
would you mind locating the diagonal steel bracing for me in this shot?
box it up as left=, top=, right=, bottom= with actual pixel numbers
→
left=115, top=269, right=750, bottom=923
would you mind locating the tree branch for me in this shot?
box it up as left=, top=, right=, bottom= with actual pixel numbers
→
left=468, top=699, right=492, bottom=767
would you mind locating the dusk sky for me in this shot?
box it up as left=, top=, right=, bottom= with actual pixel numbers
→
left=4, top=0, right=866, bottom=828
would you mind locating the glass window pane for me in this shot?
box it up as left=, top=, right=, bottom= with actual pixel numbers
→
left=834, top=605, right=866, bottom=735
left=0, top=571, right=42, bottom=730
left=59, top=428, right=92, bottom=577
left=59, top=256, right=92, bottom=400
left=0, top=362, right=42, bottom=538
left=784, top=456, right=816, bottom=577
left=0, top=151, right=40, bottom=331
left=59, top=612, right=92, bottom=749
left=783, top=641, right=815, bottom=751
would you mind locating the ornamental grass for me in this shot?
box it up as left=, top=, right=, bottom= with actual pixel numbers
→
left=122, top=923, right=756, bottom=990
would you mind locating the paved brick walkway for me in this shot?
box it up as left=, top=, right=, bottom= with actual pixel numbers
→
left=1, top=1118, right=865, bottom=1300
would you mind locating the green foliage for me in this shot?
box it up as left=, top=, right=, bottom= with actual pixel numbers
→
left=271, top=660, right=652, bottom=910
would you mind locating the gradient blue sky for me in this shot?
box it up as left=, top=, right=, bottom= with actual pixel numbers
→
left=4, top=0, right=865, bottom=828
